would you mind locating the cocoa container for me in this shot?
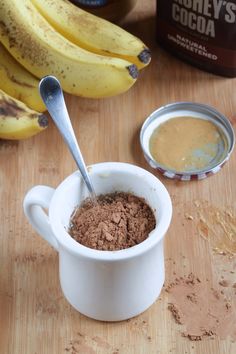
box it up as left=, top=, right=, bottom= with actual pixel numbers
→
left=156, top=0, right=236, bottom=77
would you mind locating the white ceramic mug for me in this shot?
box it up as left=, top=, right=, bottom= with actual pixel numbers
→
left=23, top=162, right=172, bottom=321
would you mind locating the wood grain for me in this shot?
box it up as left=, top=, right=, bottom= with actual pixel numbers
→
left=1, top=1, right=236, bottom=353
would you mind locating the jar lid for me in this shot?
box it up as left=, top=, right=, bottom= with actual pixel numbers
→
left=140, top=102, right=235, bottom=181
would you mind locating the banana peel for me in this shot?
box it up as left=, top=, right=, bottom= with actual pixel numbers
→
left=0, top=89, right=48, bottom=140
left=31, top=0, right=151, bottom=69
left=0, top=43, right=45, bottom=112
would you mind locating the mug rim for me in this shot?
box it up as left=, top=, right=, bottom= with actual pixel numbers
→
left=49, top=162, right=172, bottom=261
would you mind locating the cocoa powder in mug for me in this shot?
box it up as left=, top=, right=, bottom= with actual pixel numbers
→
left=69, top=192, right=156, bottom=251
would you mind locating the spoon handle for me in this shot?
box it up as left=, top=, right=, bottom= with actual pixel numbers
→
left=39, top=75, right=97, bottom=202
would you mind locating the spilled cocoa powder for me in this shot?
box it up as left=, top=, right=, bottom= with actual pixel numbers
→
left=184, top=200, right=236, bottom=256
left=166, top=273, right=236, bottom=341
left=69, top=192, right=156, bottom=251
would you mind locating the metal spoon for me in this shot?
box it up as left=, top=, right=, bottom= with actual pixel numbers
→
left=39, top=75, right=97, bottom=203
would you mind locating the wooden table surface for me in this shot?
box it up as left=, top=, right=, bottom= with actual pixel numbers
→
left=1, top=1, right=236, bottom=353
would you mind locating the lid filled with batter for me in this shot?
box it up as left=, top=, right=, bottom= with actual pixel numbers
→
left=140, top=102, right=235, bottom=180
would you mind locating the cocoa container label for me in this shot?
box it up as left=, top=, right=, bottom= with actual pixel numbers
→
left=156, top=0, right=236, bottom=76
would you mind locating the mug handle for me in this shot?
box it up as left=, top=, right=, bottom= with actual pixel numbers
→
left=23, top=185, right=59, bottom=251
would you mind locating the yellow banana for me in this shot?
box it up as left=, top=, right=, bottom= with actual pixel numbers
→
left=0, top=0, right=138, bottom=99
left=0, top=43, right=45, bottom=112
left=31, top=0, right=151, bottom=69
left=0, top=89, right=48, bottom=140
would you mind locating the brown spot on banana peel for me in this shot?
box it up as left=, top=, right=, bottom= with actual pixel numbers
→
left=127, top=64, right=138, bottom=79
left=38, top=114, right=48, bottom=128
left=0, top=17, right=49, bottom=68
left=0, top=98, right=48, bottom=126
left=0, top=65, right=35, bottom=89
left=6, top=71, right=35, bottom=89
left=138, top=48, right=151, bottom=64
left=0, top=98, right=25, bottom=116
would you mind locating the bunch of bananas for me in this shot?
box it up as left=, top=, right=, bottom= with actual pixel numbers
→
left=0, top=0, right=151, bottom=140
